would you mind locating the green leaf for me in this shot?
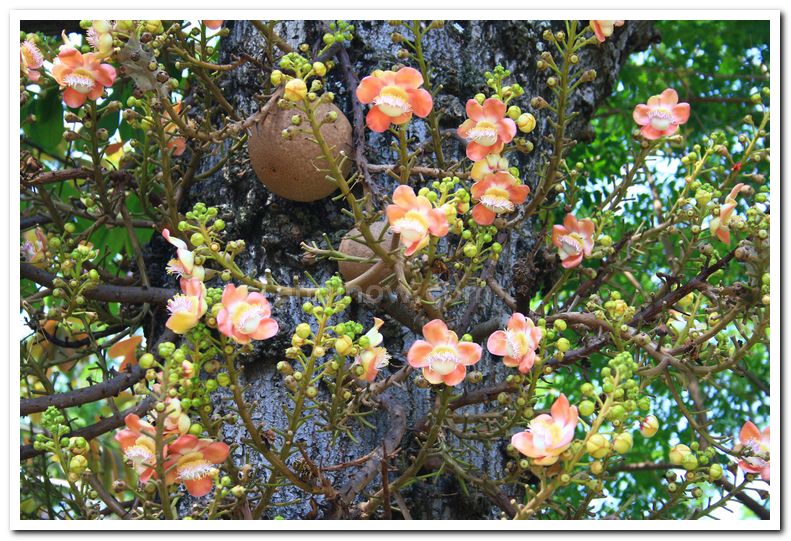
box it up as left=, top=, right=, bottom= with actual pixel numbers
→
left=28, top=89, right=64, bottom=151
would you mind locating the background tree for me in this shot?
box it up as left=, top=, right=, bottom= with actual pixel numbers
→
left=19, top=19, right=771, bottom=520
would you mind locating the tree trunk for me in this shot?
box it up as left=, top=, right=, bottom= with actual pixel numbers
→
left=148, top=19, right=658, bottom=519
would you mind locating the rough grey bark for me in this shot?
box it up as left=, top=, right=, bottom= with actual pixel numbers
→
left=148, top=20, right=658, bottom=519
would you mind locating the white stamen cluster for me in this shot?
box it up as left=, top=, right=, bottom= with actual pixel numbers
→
left=168, top=294, right=194, bottom=314
left=64, top=73, right=95, bottom=93
left=373, top=94, right=411, bottom=113
left=480, top=194, right=515, bottom=213
left=178, top=460, right=214, bottom=481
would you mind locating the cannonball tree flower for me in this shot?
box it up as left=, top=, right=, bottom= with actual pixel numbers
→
left=216, top=284, right=279, bottom=345
left=487, top=313, right=543, bottom=373
left=470, top=153, right=509, bottom=182
left=165, top=278, right=208, bottom=334
left=166, top=434, right=230, bottom=497
left=710, top=183, right=749, bottom=244
left=511, top=394, right=578, bottom=466
left=202, top=20, right=223, bottom=30
left=470, top=171, right=530, bottom=226
left=108, top=335, right=143, bottom=372
left=632, top=88, right=690, bottom=140
left=590, top=20, right=624, bottom=42
left=457, top=97, right=516, bottom=161
left=21, top=228, right=47, bottom=267
left=407, top=319, right=482, bottom=386
left=353, top=318, right=390, bottom=382
left=20, top=39, right=44, bottom=82
left=737, top=420, right=770, bottom=482
left=51, top=41, right=117, bottom=108
left=355, top=67, right=433, bottom=133
left=552, top=213, right=595, bottom=269
left=163, top=229, right=204, bottom=280
left=386, top=185, right=449, bottom=256
left=115, top=414, right=160, bottom=484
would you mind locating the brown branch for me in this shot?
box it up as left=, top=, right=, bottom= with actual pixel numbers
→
left=22, top=263, right=176, bottom=305
left=21, top=365, right=145, bottom=416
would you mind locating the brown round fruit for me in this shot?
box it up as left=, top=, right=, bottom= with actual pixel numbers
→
left=338, top=221, right=394, bottom=296
left=247, top=102, right=352, bottom=202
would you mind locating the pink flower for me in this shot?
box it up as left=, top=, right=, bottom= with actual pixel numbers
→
left=353, top=318, right=390, bottom=382
left=115, top=414, right=160, bottom=484
left=216, top=284, right=279, bottom=345
left=356, top=67, right=433, bottom=133
left=511, top=394, right=578, bottom=466
left=163, top=229, right=204, bottom=281
left=21, top=228, right=47, bottom=267
left=457, top=98, right=516, bottom=161
left=386, top=185, right=449, bottom=256
left=470, top=171, right=530, bottom=225
left=20, top=39, right=44, bottom=82
left=632, top=88, right=690, bottom=140
left=470, top=154, right=509, bottom=182
left=166, top=434, right=230, bottom=497
left=737, top=421, right=770, bottom=482
left=51, top=42, right=116, bottom=108
left=165, top=278, right=208, bottom=335
left=710, top=183, right=748, bottom=244
left=590, top=20, right=624, bottom=42
left=202, top=20, right=224, bottom=30
left=487, top=313, right=543, bottom=373
left=552, top=213, right=595, bottom=269
left=407, top=319, right=482, bottom=386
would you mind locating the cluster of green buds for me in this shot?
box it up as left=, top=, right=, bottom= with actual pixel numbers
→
left=322, top=20, right=355, bottom=48
left=578, top=353, right=651, bottom=463
left=271, top=50, right=335, bottom=105
left=49, top=236, right=101, bottom=314
left=666, top=441, right=724, bottom=497
left=176, top=202, right=232, bottom=277
left=538, top=317, right=570, bottom=361
left=35, top=407, right=93, bottom=482
left=482, top=65, right=524, bottom=104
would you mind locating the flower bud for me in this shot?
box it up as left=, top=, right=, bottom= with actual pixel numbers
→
left=669, top=444, right=692, bottom=466
left=681, top=453, right=699, bottom=471
left=312, top=62, right=327, bottom=77
left=284, top=78, right=307, bottom=102
left=640, top=415, right=659, bottom=438
left=586, top=433, right=610, bottom=459
left=516, top=112, right=536, bottom=134
left=334, top=335, right=354, bottom=356
left=612, top=432, right=633, bottom=454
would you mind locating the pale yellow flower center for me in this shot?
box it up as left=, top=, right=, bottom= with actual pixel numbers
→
left=231, top=302, right=265, bottom=334
left=168, top=294, right=196, bottom=315
left=480, top=186, right=514, bottom=214
left=467, top=120, right=498, bottom=147
left=395, top=210, right=429, bottom=244
left=558, top=233, right=584, bottom=259
left=426, top=345, right=460, bottom=376
left=374, top=86, right=411, bottom=117
left=649, top=108, right=673, bottom=131
left=505, top=330, right=530, bottom=359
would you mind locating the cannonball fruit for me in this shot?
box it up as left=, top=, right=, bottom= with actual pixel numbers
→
left=247, top=102, right=353, bottom=202
left=338, top=221, right=394, bottom=295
